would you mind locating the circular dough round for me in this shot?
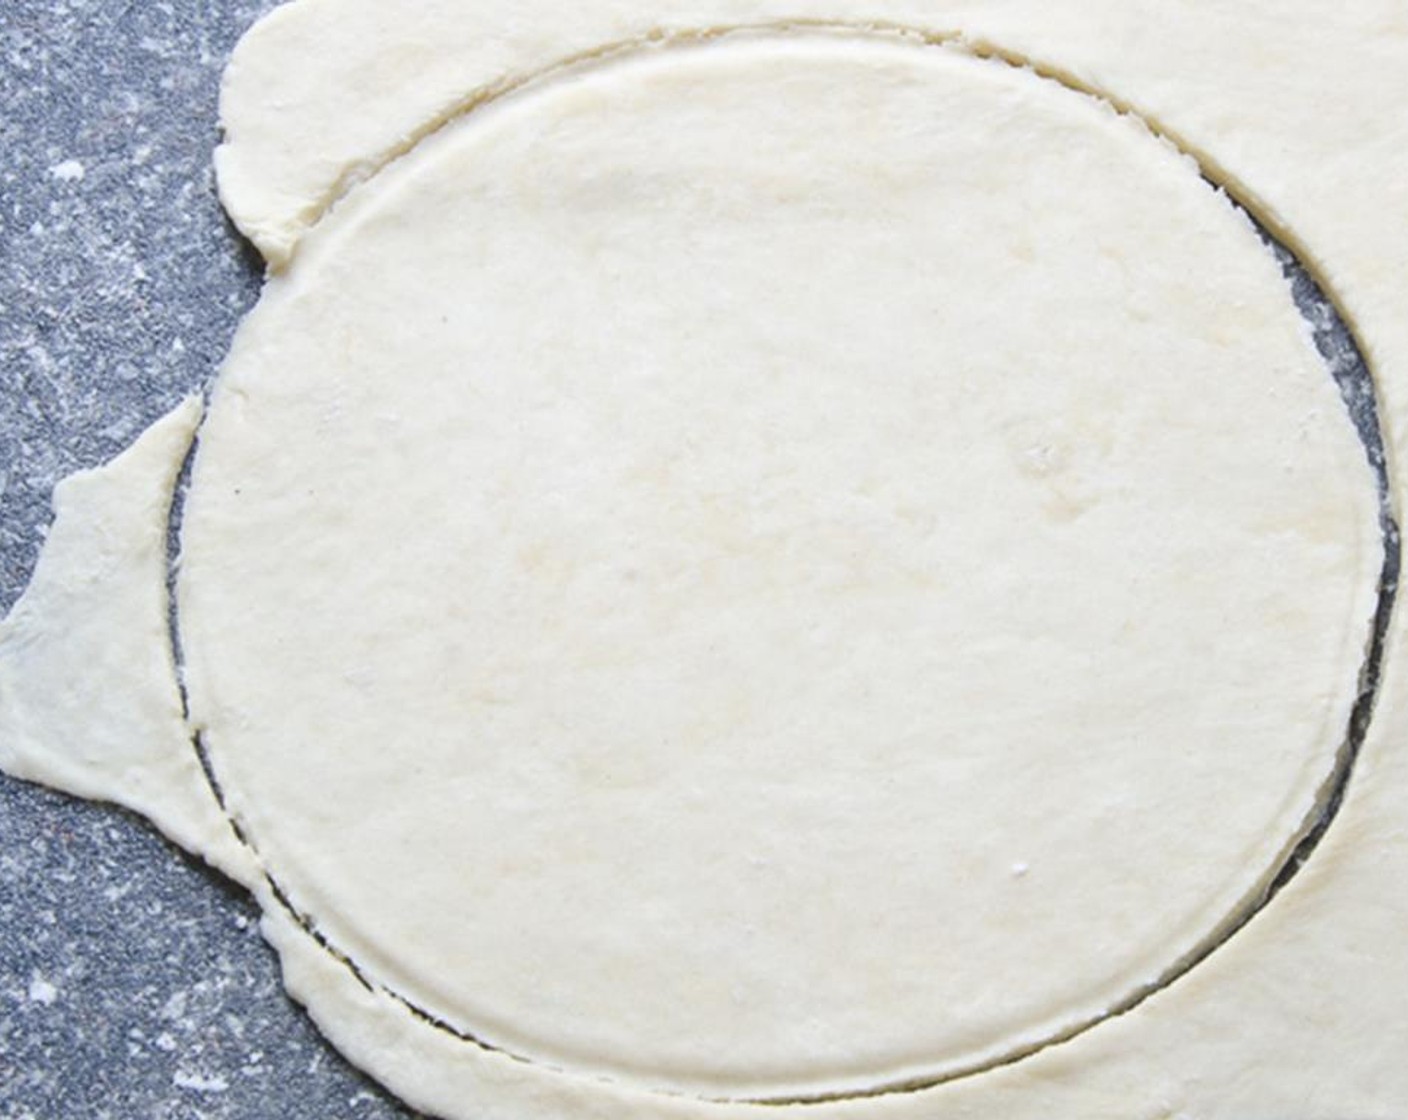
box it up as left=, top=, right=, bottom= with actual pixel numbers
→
left=179, top=32, right=1380, bottom=1102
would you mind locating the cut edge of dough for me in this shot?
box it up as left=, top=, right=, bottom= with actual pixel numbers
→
left=213, top=4, right=1363, bottom=310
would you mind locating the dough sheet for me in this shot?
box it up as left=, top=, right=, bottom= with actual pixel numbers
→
left=2, top=4, right=1406, bottom=1117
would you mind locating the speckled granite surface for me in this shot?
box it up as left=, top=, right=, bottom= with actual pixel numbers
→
left=0, top=4, right=415, bottom=1116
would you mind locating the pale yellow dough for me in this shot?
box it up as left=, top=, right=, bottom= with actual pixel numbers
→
left=0, top=398, right=257, bottom=889
left=3, top=3, right=1408, bottom=1119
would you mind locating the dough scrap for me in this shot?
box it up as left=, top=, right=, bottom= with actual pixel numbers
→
left=2, top=2, right=1406, bottom=1118
left=0, top=397, right=258, bottom=888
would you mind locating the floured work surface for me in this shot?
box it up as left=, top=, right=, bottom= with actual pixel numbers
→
left=2, top=3, right=1407, bottom=1119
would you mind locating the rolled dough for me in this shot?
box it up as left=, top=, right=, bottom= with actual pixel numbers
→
left=185, top=27, right=1380, bottom=1103
left=3, top=3, right=1406, bottom=1119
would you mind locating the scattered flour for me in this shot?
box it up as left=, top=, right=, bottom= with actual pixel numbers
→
left=174, top=1071, right=230, bottom=1094
left=27, top=972, right=58, bottom=1005
left=48, top=159, right=85, bottom=182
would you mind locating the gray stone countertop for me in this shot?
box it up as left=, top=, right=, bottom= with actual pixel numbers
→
left=1, top=3, right=418, bottom=1116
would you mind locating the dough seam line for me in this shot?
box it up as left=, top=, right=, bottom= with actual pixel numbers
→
left=1252, top=235, right=1402, bottom=900
left=161, top=421, right=393, bottom=1004
left=178, top=25, right=1401, bottom=1106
